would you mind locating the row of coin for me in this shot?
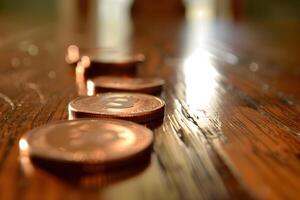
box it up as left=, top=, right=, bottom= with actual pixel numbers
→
left=19, top=46, right=166, bottom=178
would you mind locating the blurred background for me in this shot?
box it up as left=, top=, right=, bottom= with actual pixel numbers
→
left=0, top=0, right=299, bottom=48
left=0, top=0, right=299, bottom=50
left=1, top=0, right=300, bottom=22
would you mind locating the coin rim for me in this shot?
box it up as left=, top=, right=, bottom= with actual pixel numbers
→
left=90, top=76, right=164, bottom=94
left=20, top=118, right=153, bottom=165
left=89, top=53, right=145, bottom=65
left=68, top=93, right=165, bottom=122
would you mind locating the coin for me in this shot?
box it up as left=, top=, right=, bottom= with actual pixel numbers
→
left=19, top=119, right=153, bottom=172
left=68, top=93, right=165, bottom=123
left=66, top=46, right=144, bottom=77
left=65, top=46, right=124, bottom=66
left=89, top=76, right=164, bottom=95
left=89, top=53, right=145, bottom=69
left=82, top=53, right=144, bottom=78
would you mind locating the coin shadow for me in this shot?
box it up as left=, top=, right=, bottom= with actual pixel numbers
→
left=29, top=153, right=151, bottom=188
left=83, top=64, right=138, bottom=78
left=143, top=118, right=164, bottom=129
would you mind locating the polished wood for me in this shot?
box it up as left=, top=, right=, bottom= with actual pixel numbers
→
left=0, top=1, right=300, bottom=200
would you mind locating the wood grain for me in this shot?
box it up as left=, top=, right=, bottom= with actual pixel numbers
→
left=0, top=1, right=300, bottom=200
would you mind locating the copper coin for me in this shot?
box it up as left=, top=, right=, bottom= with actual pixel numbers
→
left=19, top=119, right=153, bottom=171
left=89, top=76, right=164, bottom=95
left=65, top=46, right=121, bottom=66
left=81, top=53, right=143, bottom=78
left=68, top=93, right=165, bottom=123
left=88, top=53, right=145, bottom=69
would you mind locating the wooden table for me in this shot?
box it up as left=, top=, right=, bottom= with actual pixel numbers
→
left=0, top=1, right=300, bottom=200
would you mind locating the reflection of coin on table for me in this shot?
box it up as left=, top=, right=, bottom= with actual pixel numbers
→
left=65, top=45, right=80, bottom=66
left=68, top=93, right=165, bottom=123
left=88, top=76, right=164, bottom=95
left=19, top=119, right=153, bottom=173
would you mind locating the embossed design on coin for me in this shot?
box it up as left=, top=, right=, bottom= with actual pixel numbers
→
left=68, top=93, right=165, bottom=123
left=19, top=119, right=153, bottom=167
left=89, top=95, right=138, bottom=111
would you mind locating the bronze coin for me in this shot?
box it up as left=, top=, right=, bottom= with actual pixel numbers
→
left=19, top=119, right=153, bottom=171
left=89, top=76, right=164, bottom=95
left=88, top=53, right=145, bottom=69
left=66, top=46, right=144, bottom=77
left=80, top=53, right=144, bottom=78
left=68, top=93, right=165, bottom=123
left=65, top=45, right=118, bottom=66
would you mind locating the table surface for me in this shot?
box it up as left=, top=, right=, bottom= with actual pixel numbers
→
left=0, top=1, right=300, bottom=200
